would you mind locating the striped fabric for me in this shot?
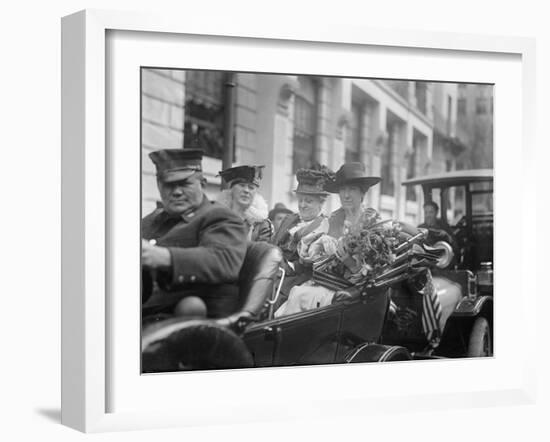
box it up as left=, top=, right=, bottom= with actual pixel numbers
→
left=418, top=270, right=442, bottom=348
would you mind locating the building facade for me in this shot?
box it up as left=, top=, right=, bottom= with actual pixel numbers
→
left=141, top=69, right=487, bottom=226
left=456, top=83, right=494, bottom=170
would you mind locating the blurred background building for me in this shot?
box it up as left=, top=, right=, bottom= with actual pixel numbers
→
left=141, top=69, right=493, bottom=225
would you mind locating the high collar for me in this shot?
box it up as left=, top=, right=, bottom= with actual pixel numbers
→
left=216, top=189, right=269, bottom=224
left=159, top=194, right=209, bottom=224
left=180, top=194, right=210, bottom=223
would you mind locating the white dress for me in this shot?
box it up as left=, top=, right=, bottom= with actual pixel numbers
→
left=274, top=214, right=371, bottom=317
left=274, top=234, right=341, bottom=317
left=274, top=280, right=336, bottom=317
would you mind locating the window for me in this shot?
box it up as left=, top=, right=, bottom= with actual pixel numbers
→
left=446, top=95, right=453, bottom=135
left=457, top=98, right=466, bottom=116
left=345, top=102, right=362, bottom=162
left=184, top=71, right=226, bottom=158
left=476, top=97, right=488, bottom=115
left=381, top=124, right=396, bottom=196
left=406, top=142, right=418, bottom=201
left=415, top=82, right=427, bottom=114
left=453, top=186, right=466, bottom=222
left=475, top=85, right=494, bottom=116
left=385, top=80, right=409, bottom=101
left=293, top=77, right=317, bottom=172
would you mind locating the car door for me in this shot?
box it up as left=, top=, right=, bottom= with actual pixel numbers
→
left=243, top=305, right=344, bottom=367
left=334, top=287, right=390, bottom=361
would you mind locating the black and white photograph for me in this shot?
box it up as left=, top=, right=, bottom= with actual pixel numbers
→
left=3, top=0, right=546, bottom=437
left=140, top=69, right=494, bottom=373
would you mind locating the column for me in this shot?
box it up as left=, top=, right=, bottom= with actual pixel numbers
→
left=359, top=104, right=372, bottom=164
left=370, top=105, right=387, bottom=212
left=408, top=81, right=417, bottom=107
left=360, top=104, right=374, bottom=207
left=389, top=123, right=401, bottom=219
left=315, top=78, right=332, bottom=166
left=271, top=82, right=296, bottom=209
left=425, top=83, right=434, bottom=121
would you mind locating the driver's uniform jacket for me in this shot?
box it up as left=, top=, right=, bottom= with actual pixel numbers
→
left=141, top=194, right=248, bottom=318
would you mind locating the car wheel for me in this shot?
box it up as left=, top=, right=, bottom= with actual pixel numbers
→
left=142, top=319, right=254, bottom=372
left=467, top=317, right=492, bottom=357
left=345, top=343, right=412, bottom=363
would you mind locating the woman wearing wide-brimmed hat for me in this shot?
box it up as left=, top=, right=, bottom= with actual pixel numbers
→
left=324, top=162, right=382, bottom=238
left=217, top=165, right=274, bottom=242
left=275, top=162, right=382, bottom=317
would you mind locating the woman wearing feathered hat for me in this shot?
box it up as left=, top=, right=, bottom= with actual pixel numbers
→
left=217, top=165, right=274, bottom=242
left=271, top=166, right=334, bottom=303
left=275, top=162, right=382, bottom=317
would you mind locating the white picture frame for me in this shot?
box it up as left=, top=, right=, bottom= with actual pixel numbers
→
left=61, top=9, right=537, bottom=433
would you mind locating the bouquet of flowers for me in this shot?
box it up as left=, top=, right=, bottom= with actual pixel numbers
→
left=312, top=209, right=402, bottom=290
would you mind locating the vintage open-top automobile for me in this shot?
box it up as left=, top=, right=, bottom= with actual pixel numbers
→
left=142, top=169, right=493, bottom=372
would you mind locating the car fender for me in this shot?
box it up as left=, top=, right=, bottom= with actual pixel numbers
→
left=452, top=295, right=493, bottom=318
left=432, top=276, right=463, bottom=331
left=436, top=296, right=493, bottom=357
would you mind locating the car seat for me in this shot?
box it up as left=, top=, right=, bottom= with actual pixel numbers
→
left=235, top=241, right=282, bottom=319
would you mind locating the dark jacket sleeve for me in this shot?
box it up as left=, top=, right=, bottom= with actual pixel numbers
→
left=251, top=219, right=274, bottom=243
left=166, top=207, right=247, bottom=287
left=271, top=213, right=297, bottom=246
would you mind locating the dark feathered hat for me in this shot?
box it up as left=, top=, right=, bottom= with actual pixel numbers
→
left=294, top=165, right=334, bottom=196
left=218, top=165, right=265, bottom=187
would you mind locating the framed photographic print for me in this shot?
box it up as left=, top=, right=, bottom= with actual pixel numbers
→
left=61, top=9, right=537, bottom=433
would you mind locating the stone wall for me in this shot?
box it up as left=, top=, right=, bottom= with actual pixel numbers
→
left=141, top=69, right=186, bottom=215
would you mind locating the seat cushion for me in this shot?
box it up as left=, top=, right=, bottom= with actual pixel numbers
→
left=238, top=242, right=282, bottom=316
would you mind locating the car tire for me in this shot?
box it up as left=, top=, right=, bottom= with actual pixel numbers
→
left=142, top=319, right=254, bottom=372
left=467, top=317, right=492, bottom=357
left=345, top=343, right=412, bottom=363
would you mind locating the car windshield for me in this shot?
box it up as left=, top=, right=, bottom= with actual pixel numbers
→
left=470, top=182, right=493, bottom=216
left=429, top=181, right=492, bottom=225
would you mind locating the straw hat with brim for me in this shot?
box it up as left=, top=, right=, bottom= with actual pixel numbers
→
left=324, top=162, right=381, bottom=194
left=149, top=148, right=204, bottom=183
left=294, top=169, right=331, bottom=196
